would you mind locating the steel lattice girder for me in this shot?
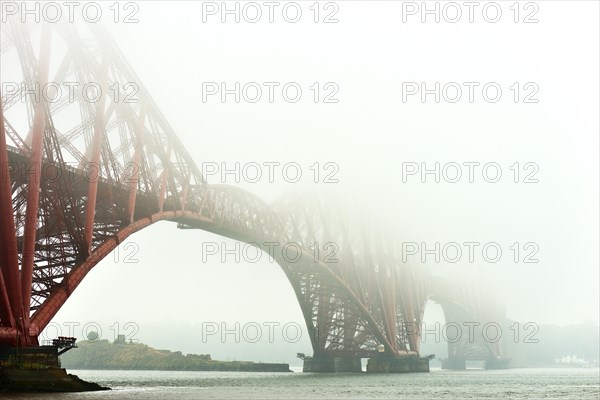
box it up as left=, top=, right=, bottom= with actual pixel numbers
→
left=0, top=18, right=505, bottom=359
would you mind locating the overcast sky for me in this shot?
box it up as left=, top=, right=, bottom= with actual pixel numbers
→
left=3, top=1, right=597, bottom=362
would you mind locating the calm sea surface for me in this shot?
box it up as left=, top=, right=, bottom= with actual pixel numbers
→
left=3, top=367, right=599, bottom=399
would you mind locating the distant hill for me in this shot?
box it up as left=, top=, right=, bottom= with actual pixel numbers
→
left=60, top=340, right=290, bottom=372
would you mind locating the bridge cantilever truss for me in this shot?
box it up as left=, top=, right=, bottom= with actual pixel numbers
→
left=0, top=19, right=503, bottom=362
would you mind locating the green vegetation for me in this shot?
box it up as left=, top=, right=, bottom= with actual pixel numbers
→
left=59, top=340, right=290, bottom=372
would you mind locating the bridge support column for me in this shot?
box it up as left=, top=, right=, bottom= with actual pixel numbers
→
left=485, top=358, right=510, bottom=369
left=366, top=356, right=430, bottom=373
left=441, top=357, right=466, bottom=370
left=302, top=356, right=362, bottom=372
left=302, top=356, right=335, bottom=372
left=334, top=357, right=362, bottom=372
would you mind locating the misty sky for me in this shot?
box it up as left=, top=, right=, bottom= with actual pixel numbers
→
left=15, top=1, right=598, bottom=361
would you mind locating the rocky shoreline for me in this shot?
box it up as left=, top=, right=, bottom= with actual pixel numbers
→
left=0, top=367, right=109, bottom=392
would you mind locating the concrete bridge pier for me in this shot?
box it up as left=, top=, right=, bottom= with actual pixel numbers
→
left=302, top=356, right=334, bottom=372
left=334, top=357, right=362, bottom=372
left=485, top=358, right=511, bottom=369
left=302, top=356, right=362, bottom=372
left=441, top=357, right=466, bottom=370
left=366, top=356, right=430, bottom=373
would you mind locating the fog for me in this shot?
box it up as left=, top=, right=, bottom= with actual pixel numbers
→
left=13, top=1, right=597, bottom=363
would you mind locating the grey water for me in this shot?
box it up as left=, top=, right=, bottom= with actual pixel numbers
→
left=2, top=368, right=599, bottom=399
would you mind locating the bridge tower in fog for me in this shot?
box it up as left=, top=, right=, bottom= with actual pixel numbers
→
left=429, top=277, right=511, bottom=369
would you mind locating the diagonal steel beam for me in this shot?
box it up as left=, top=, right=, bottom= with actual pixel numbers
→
left=0, top=102, right=18, bottom=328
left=20, top=24, right=52, bottom=333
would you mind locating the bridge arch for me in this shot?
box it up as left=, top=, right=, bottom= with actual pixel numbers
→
left=425, top=279, right=506, bottom=367
left=0, top=18, right=497, bottom=365
left=3, top=145, right=414, bottom=358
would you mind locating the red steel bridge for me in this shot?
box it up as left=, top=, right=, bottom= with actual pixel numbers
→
left=0, top=20, right=508, bottom=370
